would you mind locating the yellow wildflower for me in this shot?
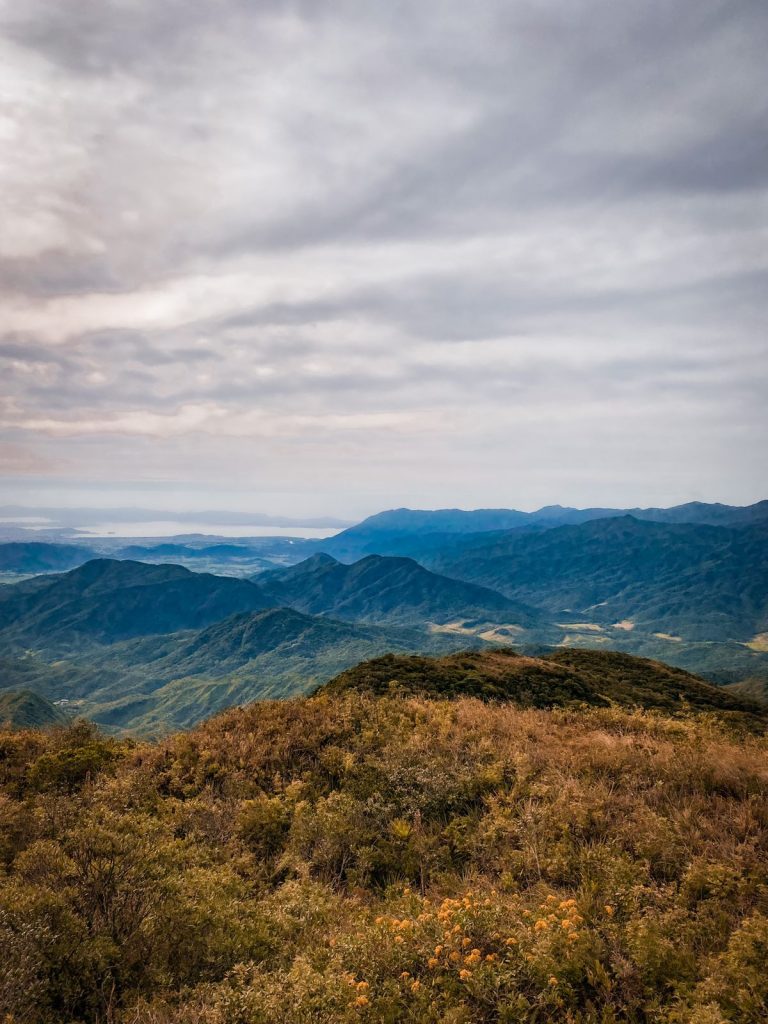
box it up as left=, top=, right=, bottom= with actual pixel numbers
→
left=548, top=976, right=558, bottom=987
left=534, top=919, right=549, bottom=931
left=399, top=972, right=411, bottom=981
left=604, top=905, right=614, bottom=916
left=356, top=981, right=369, bottom=992
left=355, top=995, right=369, bottom=1007
left=434, top=945, right=443, bottom=956
left=428, top=958, right=439, bottom=969
left=459, top=969, right=472, bottom=980
left=411, top=980, right=421, bottom=992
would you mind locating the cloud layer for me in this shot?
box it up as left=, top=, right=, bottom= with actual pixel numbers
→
left=1, top=0, right=766, bottom=516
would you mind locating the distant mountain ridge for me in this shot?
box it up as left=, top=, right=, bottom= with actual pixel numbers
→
left=0, top=553, right=543, bottom=651
left=0, top=559, right=272, bottom=647
left=0, top=541, right=99, bottom=573
left=312, top=500, right=768, bottom=561
left=0, top=497, right=766, bottom=734
left=255, top=552, right=543, bottom=628
left=1, top=500, right=765, bottom=576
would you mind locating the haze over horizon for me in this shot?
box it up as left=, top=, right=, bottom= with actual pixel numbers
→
left=2, top=1, right=766, bottom=518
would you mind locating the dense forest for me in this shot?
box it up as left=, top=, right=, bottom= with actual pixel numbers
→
left=1, top=656, right=767, bottom=1023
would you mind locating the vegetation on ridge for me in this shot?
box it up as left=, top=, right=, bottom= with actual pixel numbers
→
left=0, top=668, right=766, bottom=1023
left=324, top=647, right=767, bottom=726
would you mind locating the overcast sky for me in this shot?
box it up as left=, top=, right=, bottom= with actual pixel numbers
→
left=1, top=0, right=766, bottom=519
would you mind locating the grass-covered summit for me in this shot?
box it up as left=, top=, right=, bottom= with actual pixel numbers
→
left=1, top=678, right=766, bottom=1024
left=323, top=647, right=767, bottom=724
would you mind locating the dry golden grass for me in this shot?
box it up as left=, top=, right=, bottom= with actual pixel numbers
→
left=1, top=696, right=767, bottom=1023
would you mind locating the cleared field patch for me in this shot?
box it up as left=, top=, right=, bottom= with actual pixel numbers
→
left=558, top=632, right=611, bottom=646
left=477, top=624, right=525, bottom=642
left=429, top=620, right=525, bottom=641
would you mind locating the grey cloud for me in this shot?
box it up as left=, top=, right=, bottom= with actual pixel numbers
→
left=0, top=0, right=766, bottom=512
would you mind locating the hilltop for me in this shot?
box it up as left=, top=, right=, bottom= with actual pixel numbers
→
left=1, top=675, right=766, bottom=1024
left=0, top=689, right=68, bottom=729
left=323, top=647, right=767, bottom=724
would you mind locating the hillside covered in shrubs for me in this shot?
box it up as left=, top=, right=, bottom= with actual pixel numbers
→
left=1, top=654, right=767, bottom=1024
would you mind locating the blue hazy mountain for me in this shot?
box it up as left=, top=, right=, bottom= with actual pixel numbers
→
left=313, top=500, right=768, bottom=561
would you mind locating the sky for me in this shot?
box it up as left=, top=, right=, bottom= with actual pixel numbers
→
left=1, top=0, right=766, bottom=520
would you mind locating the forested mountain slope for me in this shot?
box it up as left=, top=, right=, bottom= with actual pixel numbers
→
left=0, top=689, right=68, bottom=729
left=0, top=607, right=481, bottom=734
left=0, top=559, right=272, bottom=647
left=421, top=517, right=768, bottom=643
left=255, top=552, right=542, bottom=627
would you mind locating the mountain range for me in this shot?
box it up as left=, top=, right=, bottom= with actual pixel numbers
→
left=254, top=552, right=543, bottom=628
left=0, top=498, right=766, bottom=732
left=313, top=499, right=768, bottom=561
left=420, top=516, right=768, bottom=641
left=0, top=559, right=494, bottom=732
left=0, top=559, right=273, bottom=647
